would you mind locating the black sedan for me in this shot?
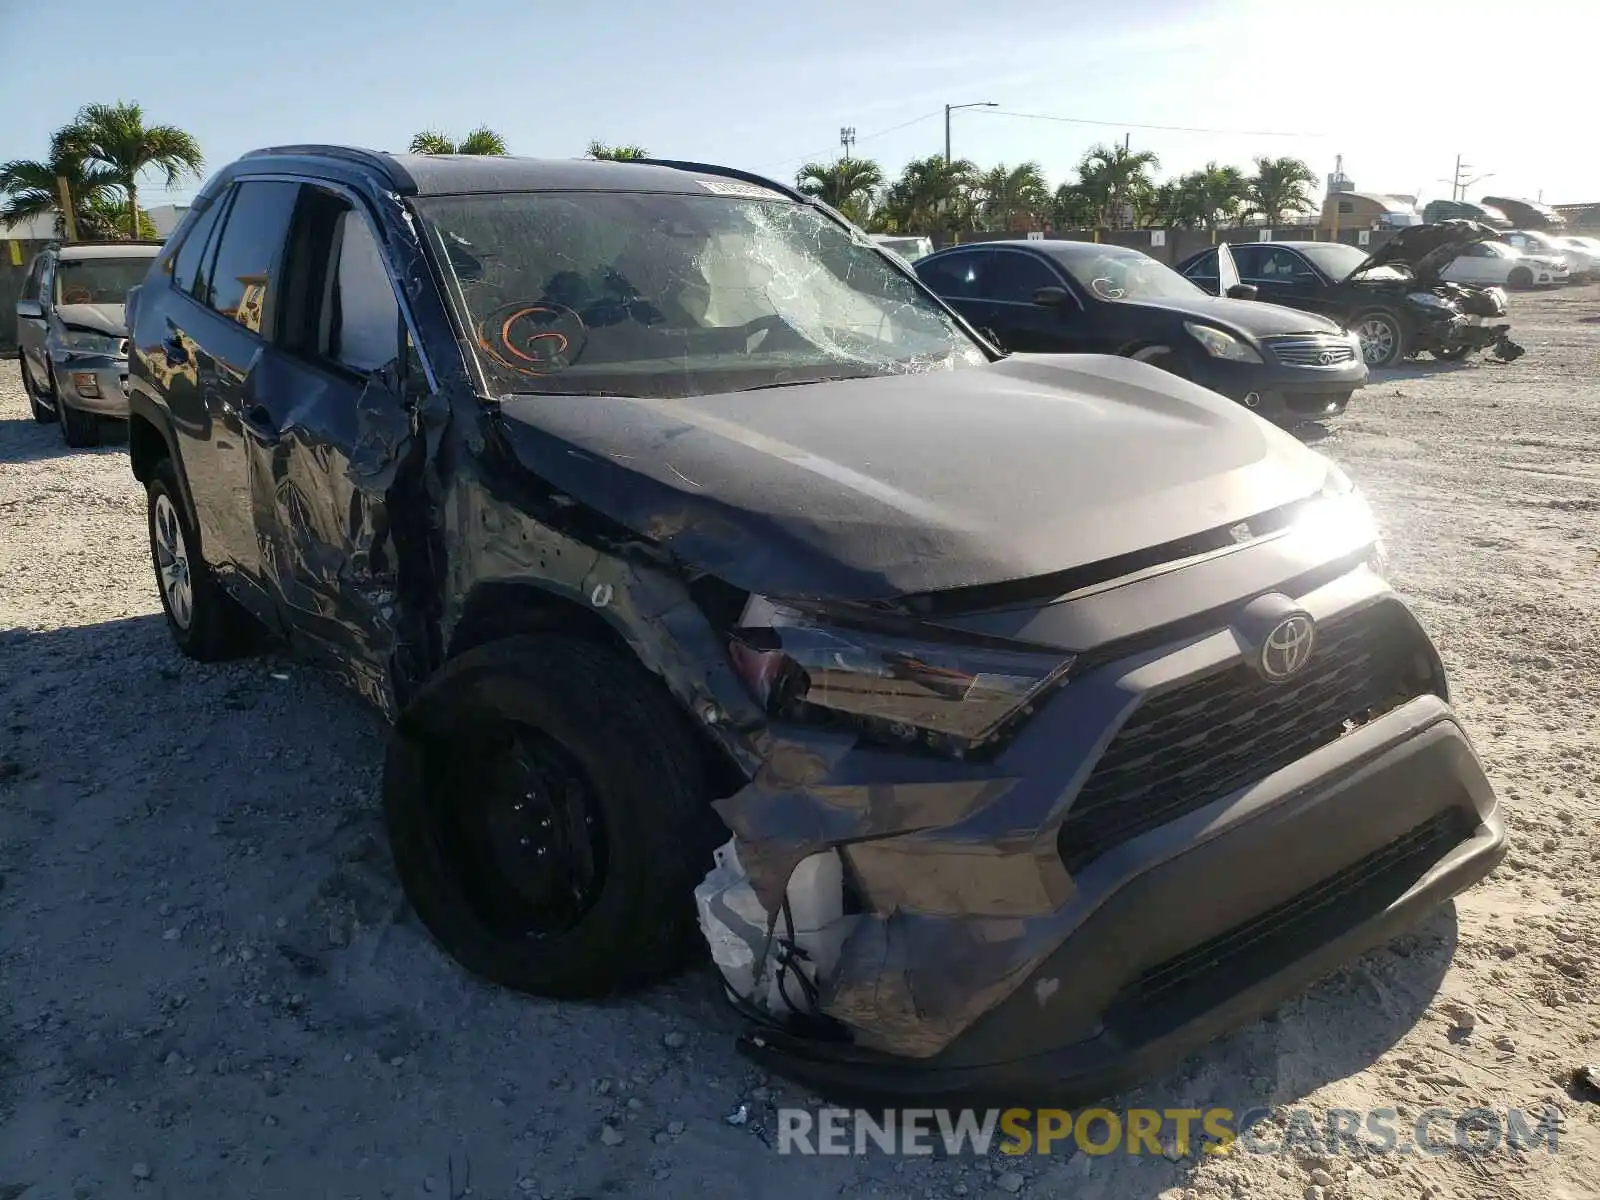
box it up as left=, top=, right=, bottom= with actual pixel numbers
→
left=913, top=240, right=1367, bottom=424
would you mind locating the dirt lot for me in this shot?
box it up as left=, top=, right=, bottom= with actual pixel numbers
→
left=2, top=290, right=1598, bottom=1200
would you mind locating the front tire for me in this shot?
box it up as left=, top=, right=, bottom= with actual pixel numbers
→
left=146, top=459, right=259, bottom=660
left=1351, top=310, right=1405, bottom=367
left=384, top=634, right=721, bottom=999
left=20, top=356, right=58, bottom=424
left=1507, top=267, right=1533, bottom=290
left=58, top=386, right=102, bottom=448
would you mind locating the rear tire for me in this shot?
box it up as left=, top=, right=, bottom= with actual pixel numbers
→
left=20, top=356, right=58, bottom=424
left=145, top=459, right=260, bottom=660
left=384, top=633, right=722, bottom=999
left=1507, top=267, right=1533, bottom=290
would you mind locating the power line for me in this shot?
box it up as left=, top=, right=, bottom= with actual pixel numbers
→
left=759, top=110, right=943, bottom=172
left=976, top=108, right=1326, bottom=139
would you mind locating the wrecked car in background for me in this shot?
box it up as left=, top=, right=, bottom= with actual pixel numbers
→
left=122, top=146, right=1508, bottom=1105
left=15, top=239, right=163, bottom=446
left=1178, top=222, right=1526, bottom=366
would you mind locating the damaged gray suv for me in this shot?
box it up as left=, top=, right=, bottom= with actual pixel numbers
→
left=123, top=146, right=1507, bottom=1105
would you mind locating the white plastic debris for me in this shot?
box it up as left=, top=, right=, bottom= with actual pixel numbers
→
left=693, top=837, right=859, bottom=1017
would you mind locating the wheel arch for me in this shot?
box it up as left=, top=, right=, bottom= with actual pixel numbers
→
left=126, top=397, right=204, bottom=555
left=443, top=577, right=754, bottom=799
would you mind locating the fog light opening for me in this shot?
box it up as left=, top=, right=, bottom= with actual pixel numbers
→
left=71, top=372, right=102, bottom=399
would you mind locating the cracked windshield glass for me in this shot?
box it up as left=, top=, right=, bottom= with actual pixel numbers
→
left=415, top=188, right=986, bottom=398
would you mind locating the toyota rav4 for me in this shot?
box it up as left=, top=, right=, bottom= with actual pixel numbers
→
left=122, top=145, right=1506, bottom=1105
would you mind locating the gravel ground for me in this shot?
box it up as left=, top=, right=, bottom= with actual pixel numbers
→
left=2, top=291, right=1598, bottom=1200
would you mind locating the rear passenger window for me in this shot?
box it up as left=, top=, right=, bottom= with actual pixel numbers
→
left=983, top=252, right=1060, bottom=303
left=326, top=211, right=401, bottom=373
left=205, top=180, right=301, bottom=336
left=168, top=198, right=224, bottom=300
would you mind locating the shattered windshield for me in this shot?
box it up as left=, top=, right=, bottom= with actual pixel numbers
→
left=54, top=256, right=155, bottom=306
left=413, top=190, right=985, bottom=398
left=1051, top=246, right=1207, bottom=302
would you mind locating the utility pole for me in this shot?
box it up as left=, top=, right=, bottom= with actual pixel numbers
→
left=55, top=175, right=78, bottom=242
left=1452, top=153, right=1462, bottom=201
left=944, top=101, right=997, bottom=164
left=839, top=126, right=856, bottom=161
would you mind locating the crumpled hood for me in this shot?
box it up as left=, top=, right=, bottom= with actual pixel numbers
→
left=1348, top=220, right=1500, bottom=283
left=495, top=354, right=1328, bottom=602
left=53, top=302, right=126, bottom=337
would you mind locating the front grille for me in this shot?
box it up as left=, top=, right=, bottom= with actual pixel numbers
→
left=1266, top=334, right=1357, bottom=366
left=1057, top=601, right=1438, bottom=875
left=1105, top=807, right=1476, bottom=1038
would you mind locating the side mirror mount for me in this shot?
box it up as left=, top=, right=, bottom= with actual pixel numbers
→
left=1032, top=285, right=1071, bottom=307
left=16, top=299, right=44, bottom=320
left=1225, top=283, right=1258, bottom=301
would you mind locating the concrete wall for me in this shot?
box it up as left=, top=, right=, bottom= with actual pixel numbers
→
left=0, top=238, right=51, bottom=353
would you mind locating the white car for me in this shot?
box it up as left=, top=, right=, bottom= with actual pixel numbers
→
left=1504, top=230, right=1589, bottom=281
left=1552, top=235, right=1600, bottom=281
left=869, top=234, right=933, bottom=264
left=1440, top=240, right=1566, bottom=289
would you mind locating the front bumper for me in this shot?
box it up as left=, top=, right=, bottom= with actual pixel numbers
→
left=51, top=354, right=130, bottom=416
left=717, top=568, right=1505, bottom=1107
left=741, top=703, right=1504, bottom=1106
left=1187, top=356, right=1365, bottom=424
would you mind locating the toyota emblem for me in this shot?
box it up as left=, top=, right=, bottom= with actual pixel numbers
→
left=1259, top=614, right=1316, bottom=682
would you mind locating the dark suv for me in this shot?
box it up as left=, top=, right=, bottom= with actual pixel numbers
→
left=124, top=146, right=1506, bottom=1105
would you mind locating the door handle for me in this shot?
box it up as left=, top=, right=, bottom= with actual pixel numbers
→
left=162, top=333, right=188, bottom=366
left=242, top=404, right=280, bottom=446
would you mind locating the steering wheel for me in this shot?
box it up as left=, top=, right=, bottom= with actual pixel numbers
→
left=1090, top=277, right=1126, bottom=301
left=62, top=286, right=93, bottom=305
left=475, top=301, right=589, bottom=376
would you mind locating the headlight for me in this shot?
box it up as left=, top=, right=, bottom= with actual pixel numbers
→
left=725, top=596, right=1074, bottom=756
left=59, top=329, right=121, bottom=355
left=1298, top=457, right=1383, bottom=575
left=1406, top=292, right=1451, bottom=309
left=1184, top=322, right=1263, bottom=363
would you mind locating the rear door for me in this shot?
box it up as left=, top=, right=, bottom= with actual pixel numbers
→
left=245, top=184, right=415, bottom=687
left=161, top=179, right=302, bottom=613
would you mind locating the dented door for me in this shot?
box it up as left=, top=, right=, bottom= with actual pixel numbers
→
left=244, top=196, right=415, bottom=689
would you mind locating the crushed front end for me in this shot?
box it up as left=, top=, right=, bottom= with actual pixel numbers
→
left=695, top=481, right=1507, bottom=1106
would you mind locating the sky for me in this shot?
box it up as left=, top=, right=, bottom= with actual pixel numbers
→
left=2, top=0, right=1595, bottom=212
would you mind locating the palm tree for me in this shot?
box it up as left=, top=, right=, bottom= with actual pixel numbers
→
left=1245, top=156, right=1318, bottom=224
left=976, top=162, right=1048, bottom=232
left=57, top=102, right=203, bottom=240
left=0, top=129, right=120, bottom=235
left=1050, top=182, right=1099, bottom=230
left=880, top=155, right=976, bottom=234
left=795, top=157, right=883, bottom=225
left=1076, top=142, right=1161, bottom=227
left=1188, top=162, right=1249, bottom=227
left=586, top=141, right=650, bottom=161
left=408, top=127, right=509, bottom=155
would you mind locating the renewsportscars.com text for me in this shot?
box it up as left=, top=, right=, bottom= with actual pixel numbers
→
left=775, top=1106, right=1562, bottom=1157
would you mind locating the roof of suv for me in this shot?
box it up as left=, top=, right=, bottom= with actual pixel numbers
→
left=237, top=145, right=800, bottom=199
left=55, top=242, right=164, bottom=260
